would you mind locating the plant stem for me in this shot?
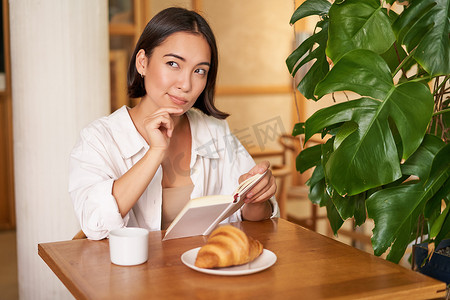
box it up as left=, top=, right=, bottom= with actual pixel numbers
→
left=433, top=108, right=450, bottom=117
left=393, top=44, right=417, bottom=78
left=290, top=2, right=302, bottom=139
left=434, top=76, right=450, bottom=97
left=406, top=76, right=433, bottom=83
left=393, top=43, right=407, bottom=79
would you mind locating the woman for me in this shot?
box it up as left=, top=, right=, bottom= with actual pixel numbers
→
left=69, top=7, right=278, bottom=240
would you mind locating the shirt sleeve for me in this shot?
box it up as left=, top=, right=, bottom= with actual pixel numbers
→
left=69, top=129, right=128, bottom=240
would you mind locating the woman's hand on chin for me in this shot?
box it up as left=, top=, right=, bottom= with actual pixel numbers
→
left=143, top=107, right=183, bottom=150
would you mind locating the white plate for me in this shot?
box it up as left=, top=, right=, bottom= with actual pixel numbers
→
left=181, top=247, right=277, bottom=276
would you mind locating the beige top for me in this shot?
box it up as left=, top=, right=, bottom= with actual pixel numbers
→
left=161, top=184, right=194, bottom=230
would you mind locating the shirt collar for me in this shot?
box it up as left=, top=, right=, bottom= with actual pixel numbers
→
left=108, top=106, right=147, bottom=159
left=187, top=109, right=220, bottom=159
left=107, top=106, right=221, bottom=160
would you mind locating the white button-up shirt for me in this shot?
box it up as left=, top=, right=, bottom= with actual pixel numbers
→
left=69, top=106, right=278, bottom=240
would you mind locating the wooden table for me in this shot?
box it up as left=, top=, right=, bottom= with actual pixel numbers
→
left=38, top=219, right=446, bottom=299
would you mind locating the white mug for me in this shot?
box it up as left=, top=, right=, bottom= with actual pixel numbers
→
left=109, top=227, right=149, bottom=266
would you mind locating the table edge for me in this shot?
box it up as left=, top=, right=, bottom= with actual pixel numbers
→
left=38, top=243, right=88, bottom=300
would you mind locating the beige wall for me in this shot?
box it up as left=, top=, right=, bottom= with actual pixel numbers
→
left=191, top=0, right=295, bottom=152
left=202, top=0, right=293, bottom=87
left=216, top=94, right=292, bottom=152
left=150, top=0, right=192, bottom=15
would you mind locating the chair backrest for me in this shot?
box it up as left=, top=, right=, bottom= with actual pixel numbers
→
left=72, top=230, right=87, bottom=240
left=277, top=134, right=323, bottom=186
left=277, top=134, right=303, bottom=185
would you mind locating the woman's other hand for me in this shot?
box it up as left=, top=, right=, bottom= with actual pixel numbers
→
left=239, top=161, right=277, bottom=204
left=240, top=161, right=276, bottom=221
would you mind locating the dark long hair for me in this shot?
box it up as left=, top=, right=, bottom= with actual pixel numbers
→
left=127, top=7, right=228, bottom=119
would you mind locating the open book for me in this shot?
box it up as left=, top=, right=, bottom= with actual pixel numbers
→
left=162, top=171, right=266, bottom=241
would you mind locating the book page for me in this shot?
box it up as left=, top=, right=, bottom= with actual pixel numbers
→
left=163, top=202, right=231, bottom=240
left=234, top=171, right=267, bottom=202
left=162, top=172, right=267, bottom=240
left=185, top=195, right=232, bottom=207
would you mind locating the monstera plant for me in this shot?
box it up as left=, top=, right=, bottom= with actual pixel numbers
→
left=286, top=0, right=449, bottom=263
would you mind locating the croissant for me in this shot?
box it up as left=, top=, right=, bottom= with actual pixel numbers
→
left=194, top=225, right=263, bottom=269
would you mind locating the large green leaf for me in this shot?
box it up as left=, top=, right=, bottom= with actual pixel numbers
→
left=289, top=0, right=331, bottom=24
left=401, top=134, right=445, bottom=180
left=331, top=192, right=354, bottom=220
left=315, top=50, right=393, bottom=100
left=392, top=0, right=450, bottom=75
left=326, top=0, right=396, bottom=62
left=292, top=122, right=305, bottom=137
left=386, top=205, right=422, bottom=263
left=326, top=196, right=345, bottom=235
left=305, top=98, right=376, bottom=141
left=309, top=49, right=434, bottom=196
left=416, top=136, right=446, bottom=221
left=391, top=153, right=449, bottom=262
left=286, top=20, right=329, bottom=100
left=307, top=164, right=344, bottom=235
left=333, top=121, right=358, bottom=150
left=430, top=199, right=450, bottom=240
left=424, top=184, right=445, bottom=221
left=330, top=189, right=367, bottom=226
left=432, top=178, right=450, bottom=246
left=387, top=143, right=449, bottom=262
left=297, top=144, right=321, bottom=173
left=307, top=139, right=333, bottom=207
left=427, top=142, right=450, bottom=187
left=308, top=165, right=327, bottom=206
left=367, top=182, right=427, bottom=262
left=305, top=98, right=401, bottom=196
left=331, top=192, right=367, bottom=223
left=353, top=193, right=367, bottom=226
left=367, top=143, right=450, bottom=262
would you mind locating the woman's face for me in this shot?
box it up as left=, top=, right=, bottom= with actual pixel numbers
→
left=138, top=32, right=211, bottom=114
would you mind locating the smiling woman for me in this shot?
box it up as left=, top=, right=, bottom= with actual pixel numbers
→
left=68, top=7, right=279, bottom=240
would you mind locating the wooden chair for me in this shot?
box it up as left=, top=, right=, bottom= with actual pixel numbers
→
left=280, top=134, right=373, bottom=249
left=73, top=229, right=86, bottom=240
left=249, top=149, right=291, bottom=219
left=277, top=134, right=327, bottom=231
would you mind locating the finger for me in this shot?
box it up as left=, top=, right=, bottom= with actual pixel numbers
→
left=245, top=171, right=274, bottom=201
left=155, top=106, right=184, bottom=115
left=159, top=117, right=176, bottom=138
left=246, top=179, right=277, bottom=203
left=145, top=109, right=181, bottom=128
left=145, top=114, right=173, bottom=131
left=238, top=173, right=253, bottom=184
left=248, top=161, right=270, bottom=176
left=147, top=110, right=176, bottom=119
left=144, top=114, right=174, bottom=139
left=246, top=169, right=272, bottom=194
left=239, top=161, right=271, bottom=184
